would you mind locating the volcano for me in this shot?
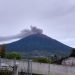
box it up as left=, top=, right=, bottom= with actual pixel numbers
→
left=6, top=33, right=72, bottom=57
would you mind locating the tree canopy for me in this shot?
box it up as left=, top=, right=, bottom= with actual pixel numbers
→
left=70, top=48, right=75, bottom=57
left=6, top=52, right=21, bottom=60
left=0, top=44, right=6, bottom=58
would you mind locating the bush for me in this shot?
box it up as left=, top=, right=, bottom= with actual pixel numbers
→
left=6, top=52, right=21, bottom=60
left=33, top=57, right=51, bottom=63
left=70, top=48, right=75, bottom=57
left=0, top=70, right=12, bottom=75
left=0, top=44, right=6, bottom=58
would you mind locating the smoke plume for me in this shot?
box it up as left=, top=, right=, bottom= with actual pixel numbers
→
left=0, top=26, right=43, bottom=42
left=19, top=26, right=43, bottom=38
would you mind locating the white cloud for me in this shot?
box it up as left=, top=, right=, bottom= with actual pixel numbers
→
left=0, top=0, right=75, bottom=47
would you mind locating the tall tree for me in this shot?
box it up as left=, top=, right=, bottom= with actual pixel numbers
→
left=0, top=44, right=6, bottom=58
left=70, top=48, right=75, bottom=57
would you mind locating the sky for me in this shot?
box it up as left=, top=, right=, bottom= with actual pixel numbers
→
left=0, top=0, right=75, bottom=47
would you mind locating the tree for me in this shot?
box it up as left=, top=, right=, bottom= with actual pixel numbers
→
left=0, top=44, right=6, bottom=58
left=6, top=52, right=21, bottom=60
left=70, top=48, right=75, bottom=57
left=33, top=57, right=51, bottom=63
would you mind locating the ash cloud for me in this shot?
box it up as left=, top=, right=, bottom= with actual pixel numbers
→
left=19, top=26, right=43, bottom=38
left=0, top=26, right=43, bottom=42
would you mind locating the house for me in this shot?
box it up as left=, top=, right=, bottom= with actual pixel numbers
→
left=62, top=57, right=75, bottom=66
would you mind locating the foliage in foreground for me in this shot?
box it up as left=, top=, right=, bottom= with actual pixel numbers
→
left=6, top=52, right=21, bottom=60
left=0, top=44, right=6, bottom=58
left=0, top=70, right=12, bottom=75
left=70, top=48, right=75, bottom=57
left=32, top=57, right=52, bottom=63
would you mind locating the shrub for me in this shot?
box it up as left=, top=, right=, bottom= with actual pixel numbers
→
left=6, top=52, right=21, bottom=60
left=33, top=57, right=51, bottom=63
left=0, top=70, right=12, bottom=75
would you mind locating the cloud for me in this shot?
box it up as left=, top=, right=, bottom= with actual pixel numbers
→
left=0, top=0, right=75, bottom=47
left=59, top=38, right=75, bottom=48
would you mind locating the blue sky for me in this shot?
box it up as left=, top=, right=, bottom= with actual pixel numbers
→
left=0, top=0, right=75, bottom=47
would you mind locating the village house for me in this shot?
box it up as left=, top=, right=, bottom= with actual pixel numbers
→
left=62, top=57, right=75, bottom=66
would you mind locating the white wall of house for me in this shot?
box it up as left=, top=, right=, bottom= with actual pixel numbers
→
left=62, top=57, right=75, bottom=66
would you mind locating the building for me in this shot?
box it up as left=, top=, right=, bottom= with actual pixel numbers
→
left=62, top=57, right=75, bottom=66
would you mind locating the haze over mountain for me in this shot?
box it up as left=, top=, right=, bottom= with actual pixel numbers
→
left=6, top=31, right=72, bottom=57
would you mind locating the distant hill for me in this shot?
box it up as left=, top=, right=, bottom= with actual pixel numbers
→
left=6, top=33, right=72, bottom=57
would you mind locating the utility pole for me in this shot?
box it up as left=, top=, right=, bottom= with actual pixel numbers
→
left=48, top=56, right=50, bottom=75
left=30, top=60, right=32, bottom=75
left=13, top=58, right=18, bottom=75
left=13, top=65, right=18, bottom=75
left=27, top=59, right=32, bottom=75
left=27, top=58, right=32, bottom=75
left=27, top=59, right=30, bottom=75
left=0, top=56, right=1, bottom=70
